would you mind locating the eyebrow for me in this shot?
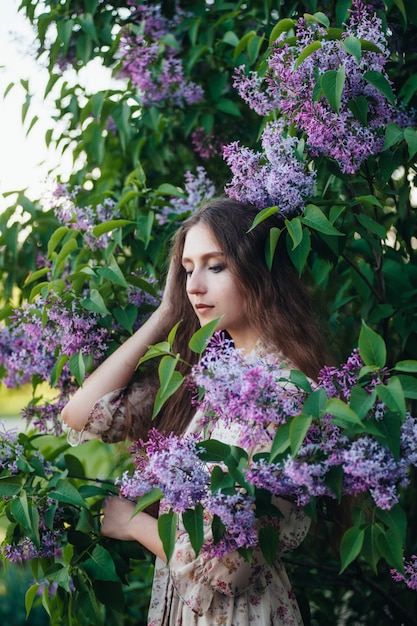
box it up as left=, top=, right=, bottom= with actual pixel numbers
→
left=181, top=251, right=225, bottom=264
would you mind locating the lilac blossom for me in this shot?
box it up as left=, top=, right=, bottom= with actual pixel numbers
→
left=223, top=120, right=315, bottom=214
left=42, top=182, right=120, bottom=251
left=118, top=429, right=210, bottom=513
left=191, top=127, right=224, bottom=160
left=391, top=555, right=417, bottom=591
left=118, top=2, right=203, bottom=108
left=0, top=294, right=110, bottom=434
left=156, top=167, right=216, bottom=225
left=264, top=1, right=398, bottom=174
left=190, top=334, right=304, bottom=449
left=1, top=532, right=60, bottom=563
left=233, top=66, right=281, bottom=116
left=205, top=492, right=257, bottom=558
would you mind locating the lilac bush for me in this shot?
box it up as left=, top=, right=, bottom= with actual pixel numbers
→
left=225, top=0, right=407, bottom=212
left=118, top=1, right=203, bottom=107
left=118, top=330, right=417, bottom=563
left=43, top=182, right=121, bottom=251
left=0, top=295, right=111, bottom=434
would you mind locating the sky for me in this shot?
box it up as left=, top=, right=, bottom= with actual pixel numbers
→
left=0, top=0, right=119, bottom=208
left=0, top=0, right=60, bottom=203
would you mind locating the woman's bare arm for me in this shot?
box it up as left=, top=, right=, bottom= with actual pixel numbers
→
left=100, top=497, right=168, bottom=562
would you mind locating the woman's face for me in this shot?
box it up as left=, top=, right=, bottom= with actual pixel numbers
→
left=182, top=223, right=260, bottom=353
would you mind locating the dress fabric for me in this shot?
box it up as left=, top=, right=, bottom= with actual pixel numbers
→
left=86, top=343, right=310, bottom=626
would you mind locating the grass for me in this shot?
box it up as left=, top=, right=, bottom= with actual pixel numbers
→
left=0, top=383, right=58, bottom=419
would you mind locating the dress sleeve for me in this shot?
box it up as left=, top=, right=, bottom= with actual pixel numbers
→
left=80, top=373, right=160, bottom=443
left=168, top=498, right=310, bottom=615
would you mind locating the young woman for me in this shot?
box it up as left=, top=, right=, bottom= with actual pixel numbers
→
left=62, top=197, right=329, bottom=625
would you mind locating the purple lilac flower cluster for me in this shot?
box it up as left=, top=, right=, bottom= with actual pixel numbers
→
left=226, top=0, right=411, bottom=209
left=156, top=167, right=216, bottom=225
left=234, top=1, right=398, bottom=175
left=191, top=336, right=417, bottom=510
left=191, top=127, right=224, bottom=160
left=118, top=427, right=258, bottom=558
left=223, top=120, right=316, bottom=213
left=391, top=555, right=417, bottom=591
left=190, top=334, right=305, bottom=449
left=118, top=429, right=210, bottom=513
left=0, top=295, right=110, bottom=434
left=118, top=2, right=203, bottom=107
left=43, top=182, right=120, bottom=251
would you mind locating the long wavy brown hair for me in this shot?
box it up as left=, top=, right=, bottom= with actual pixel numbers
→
left=146, top=196, right=331, bottom=436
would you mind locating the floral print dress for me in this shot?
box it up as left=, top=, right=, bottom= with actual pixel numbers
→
left=82, top=344, right=310, bottom=626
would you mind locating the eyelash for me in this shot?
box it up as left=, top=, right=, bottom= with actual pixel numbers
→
left=184, top=264, right=224, bottom=276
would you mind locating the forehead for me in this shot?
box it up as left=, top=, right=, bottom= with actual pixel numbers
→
left=182, top=223, right=223, bottom=259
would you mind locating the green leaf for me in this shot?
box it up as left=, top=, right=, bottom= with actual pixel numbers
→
left=356, top=214, right=386, bottom=240
left=289, top=369, right=312, bottom=392
left=247, top=206, right=279, bottom=232
left=83, top=545, right=120, bottom=582
left=287, top=228, right=311, bottom=274
left=97, top=254, right=128, bottom=287
left=397, top=374, right=417, bottom=400
left=321, top=66, right=346, bottom=113
left=382, top=122, right=404, bottom=151
left=377, top=505, right=407, bottom=542
left=0, top=476, right=22, bottom=497
left=197, top=439, right=231, bottom=463
left=362, top=524, right=383, bottom=573
left=363, top=70, right=395, bottom=105
left=339, top=526, right=365, bottom=573
left=347, top=95, right=368, bottom=125
left=376, top=377, right=406, bottom=420
left=269, top=18, right=296, bottom=45
left=259, top=526, right=279, bottom=565
left=301, top=204, right=343, bottom=236
left=404, top=127, right=417, bottom=160
left=349, top=387, right=376, bottom=419
left=304, top=12, right=330, bottom=27
left=376, top=528, right=405, bottom=573
left=10, top=493, right=32, bottom=531
left=342, top=36, right=361, bottom=63
left=303, top=389, right=327, bottom=418
left=210, top=465, right=235, bottom=491
left=168, top=320, right=182, bottom=347
left=216, top=98, right=241, bottom=117
left=270, top=421, right=291, bottom=460
left=158, top=355, right=180, bottom=394
left=25, top=584, right=40, bottom=618
left=92, top=219, right=133, bottom=237
left=81, top=289, right=111, bottom=316
left=152, top=370, right=184, bottom=418
left=182, top=504, right=204, bottom=557
left=157, top=183, right=185, bottom=198
left=189, top=318, right=221, bottom=354
left=49, top=478, right=87, bottom=508
left=285, top=218, right=303, bottom=250
left=158, top=511, right=178, bottom=562
left=265, top=227, right=281, bottom=271
left=395, top=359, right=417, bottom=373
left=358, top=320, right=386, bottom=368
left=294, top=41, right=322, bottom=69
left=113, top=304, right=138, bottom=334
left=133, top=487, right=163, bottom=515
left=68, top=351, right=86, bottom=386
left=290, top=414, right=312, bottom=456
left=325, top=398, right=363, bottom=426
left=47, top=226, right=69, bottom=256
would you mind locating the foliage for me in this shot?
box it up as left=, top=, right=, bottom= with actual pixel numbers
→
left=1, top=0, right=417, bottom=623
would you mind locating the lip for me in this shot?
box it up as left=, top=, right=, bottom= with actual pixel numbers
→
left=195, top=304, right=214, bottom=314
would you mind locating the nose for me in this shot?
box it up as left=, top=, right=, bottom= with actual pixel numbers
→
left=186, top=269, right=207, bottom=295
